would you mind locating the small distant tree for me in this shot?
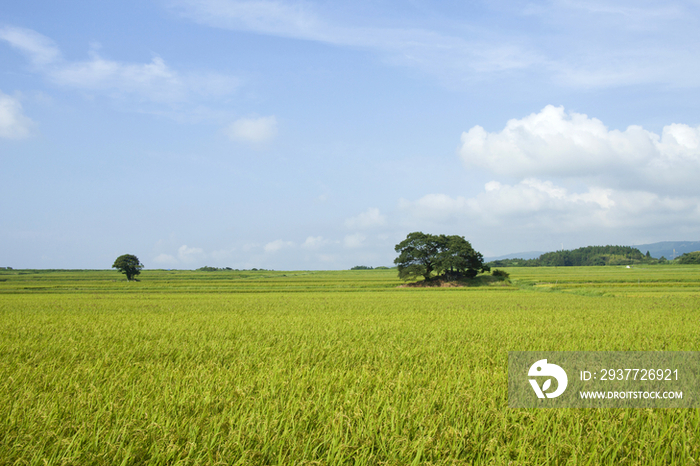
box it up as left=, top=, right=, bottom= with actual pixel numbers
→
left=112, top=254, right=143, bottom=281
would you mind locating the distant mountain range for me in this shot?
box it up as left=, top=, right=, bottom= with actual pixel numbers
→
left=484, top=251, right=546, bottom=261
left=631, top=241, right=700, bottom=259
left=485, top=241, right=700, bottom=262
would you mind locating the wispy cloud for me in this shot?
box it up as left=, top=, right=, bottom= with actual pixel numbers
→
left=0, top=90, right=34, bottom=139
left=0, top=26, right=239, bottom=106
left=167, top=0, right=700, bottom=89
left=344, top=207, right=386, bottom=230
left=153, top=253, right=179, bottom=266
left=168, top=0, right=541, bottom=84
left=343, top=233, right=366, bottom=248
left=225, top=115, right=277, bottom=144
left=169, top=0, right=323, bottom=39
left=264, top=239, right=294, bottom=253
left=0, top=26, right=61, bottom=65
left=178, top=244, right=205, bottom=262
left=301, top=236, right=328, bottom=249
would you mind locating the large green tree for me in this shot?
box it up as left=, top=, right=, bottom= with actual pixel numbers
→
left=112, top=254, right=143, bottom=281
left=394, top=232, right=440, bottom=280
left=394, top=232, right=485, bottom=281
left=435, top=234, right=485, bottom=279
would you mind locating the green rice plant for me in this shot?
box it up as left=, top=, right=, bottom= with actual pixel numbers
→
left=0, top=268, right=699, bottom=464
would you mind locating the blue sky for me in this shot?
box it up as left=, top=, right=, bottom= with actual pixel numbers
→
left=2, top=0, right=700, bottom=269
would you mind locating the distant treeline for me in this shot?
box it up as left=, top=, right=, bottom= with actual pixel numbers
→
left=350, top=266, right=392, bottom=270
left=486, top=246, right=673, bottom=267
left=676, top=251, right=700, bottom=264
left=196, top=266, right=274, bottom=272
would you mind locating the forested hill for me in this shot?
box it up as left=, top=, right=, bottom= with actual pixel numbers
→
left=487, top=245, right=652, bottom=267
left=537, top=246, right=644, bottom=266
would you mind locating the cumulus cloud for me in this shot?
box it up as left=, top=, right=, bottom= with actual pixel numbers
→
left=226, top=116, right=278, bottom=144
left=0, top=26, right=239, bottom=105
left=394, top=106, right=700, bottom=254
left=460, top=105, right=700, bottom=192
left=344, top=207, right=386, bottom=229
left=400, top=179, right=700, bottom=235
left=0, top=91, right=34, bottom=139
left=264, top=239, right=293, bottom=253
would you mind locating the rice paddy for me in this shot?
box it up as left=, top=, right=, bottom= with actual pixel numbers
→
left=1, top=266, right=699, bottom=465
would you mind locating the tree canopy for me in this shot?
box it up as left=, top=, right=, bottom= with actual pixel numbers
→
left=394, top=232, right=485, bottom=281
left=487, top=245, right=652, bottom=267
left=112, top=254, right=143, bottom=281
left=676, top=251, right=700, bottom=264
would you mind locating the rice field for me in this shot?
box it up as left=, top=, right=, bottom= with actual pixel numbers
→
left=1, top=266, right=699, bottom=465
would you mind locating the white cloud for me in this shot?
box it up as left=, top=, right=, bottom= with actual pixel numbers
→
left=0, top=26, right=61, bottom=66
left=169, top=0, right=323, bottom=39
left=264, top=239, right=293, bottom=253
left=460, top=105, right=700, bottom=192
left=0, top=91, right=34, bottom=139
left=168, top=0, right=700, bottom=89
left=343, top=233, right=366, bottom=248
left=344, top=207, right=386, bottom=229
left=50, top=55, right=238, bottom=103
left=226, top=116, right=278, bottom=144
left=210, top=247, right=237, bottom=261
left=301, top=236, right=327, bottom=249
left=153, top=253, right=179, bottom=265
left=168, top=0, right=540, bottom=84
left=395, top=106, right=700, bottom=254
left=0, top=26, right=239, bottom=105
left=177, top=244, right=204, bottom=262
left=400, top=179, right=700, bottom=234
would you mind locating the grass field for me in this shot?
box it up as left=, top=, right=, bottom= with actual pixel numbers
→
left=1, top=266, right=699, bottom=465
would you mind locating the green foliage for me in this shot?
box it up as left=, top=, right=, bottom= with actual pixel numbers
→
left=487, top=245, right=651, bottom=267
left=492, top=269, right=510, bottom=278
left=676, top=251, right=700, bottom=264
left=351, top=265, right=373, bottom=270
left=539, top=246, right=644, bottom=266
left=111, top=254, right=143, bottom=281
left=394, top=232, right=484, bottom=281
